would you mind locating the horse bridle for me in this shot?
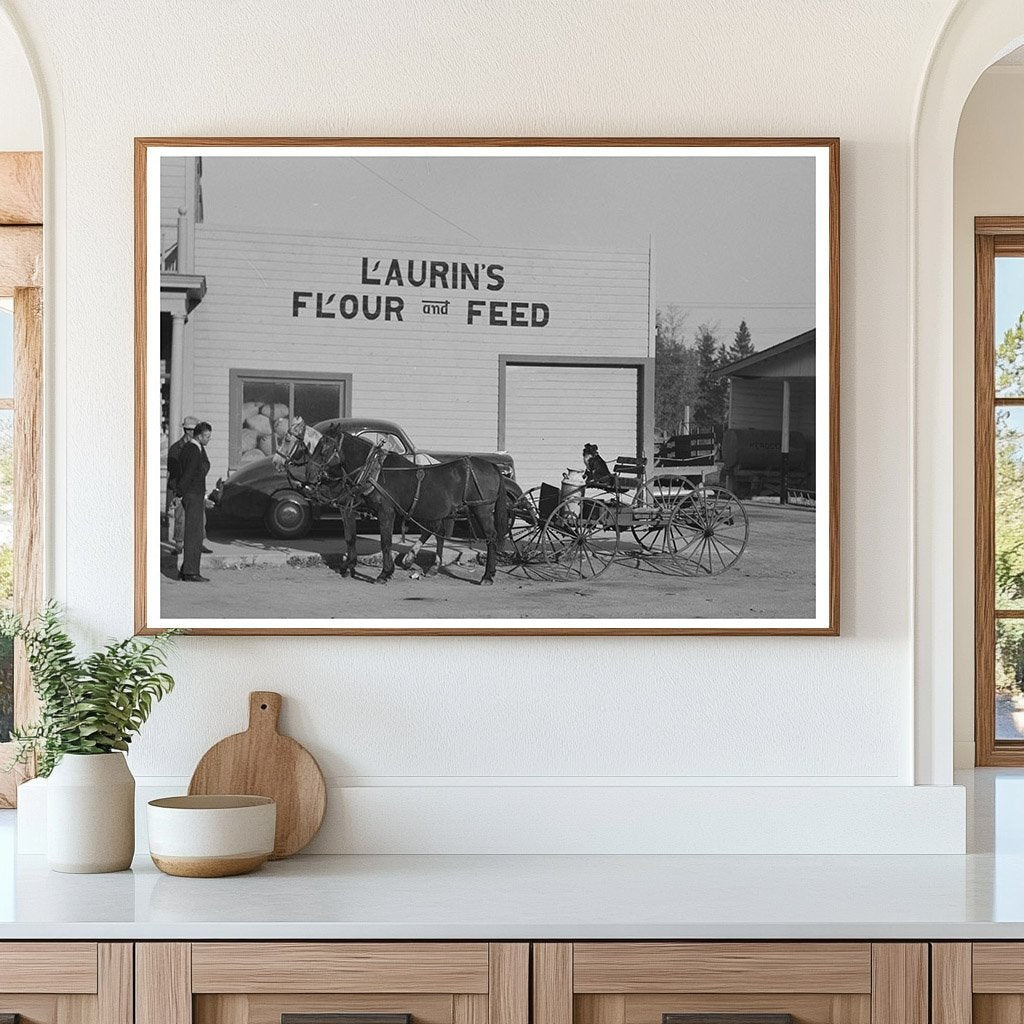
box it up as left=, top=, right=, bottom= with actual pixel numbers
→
left=279, top=433, right=385, bottom=511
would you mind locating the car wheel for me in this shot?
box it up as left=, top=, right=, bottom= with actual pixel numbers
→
left=264, top=493, right=313, bottom=539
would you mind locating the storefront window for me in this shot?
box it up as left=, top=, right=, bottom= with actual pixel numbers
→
left=234, top=371, right=350, bottom=468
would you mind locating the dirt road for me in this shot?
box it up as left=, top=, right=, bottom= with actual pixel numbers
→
left=160, top=503, right=816, bottom=621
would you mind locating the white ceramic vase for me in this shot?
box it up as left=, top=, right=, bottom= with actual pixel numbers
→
left=46, top=752, right=135, bottom=873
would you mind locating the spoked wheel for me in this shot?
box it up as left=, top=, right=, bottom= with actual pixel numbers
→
left=629, top=478, right=700, bottom=554
left=641, top=474, right=695, bottom=507
left=500, top=487, right=560, bottom=580
left=658, top=485, right=750, bottom=576
left=540, top=496, right=619, bottom=580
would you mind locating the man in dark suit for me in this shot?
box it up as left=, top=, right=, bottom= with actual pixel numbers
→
left=165, top=415, right=198, bottom=553
left=176, top=421, right=213, bottom=582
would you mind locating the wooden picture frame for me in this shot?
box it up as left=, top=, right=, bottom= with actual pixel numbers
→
left=135, top=137, right=839, bottom=636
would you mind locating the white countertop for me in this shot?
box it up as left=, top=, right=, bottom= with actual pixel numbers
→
left=1, top=769, right=1021, bottom=941
left=0, top=849, right=1023, bottom=940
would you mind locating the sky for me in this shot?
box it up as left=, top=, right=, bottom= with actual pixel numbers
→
left=997, top=257, right=1024, bottom=344
left=190, top=152, right=817, bottom=353
left=0, top=310, right=13, bottom=397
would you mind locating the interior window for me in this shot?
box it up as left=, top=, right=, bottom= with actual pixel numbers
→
left=976, top=224, right=1024, bottom=763
left=993, top=257, right=1024, bottom=740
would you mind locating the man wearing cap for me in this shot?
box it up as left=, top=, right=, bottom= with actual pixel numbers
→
left=165, top=416, right=198, bottom=553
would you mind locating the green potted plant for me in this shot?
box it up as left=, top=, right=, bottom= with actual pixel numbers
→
left=2, top=603, right=178, bottom=873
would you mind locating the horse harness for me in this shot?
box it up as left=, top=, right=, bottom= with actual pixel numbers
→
left=282, top=436, right=494, bottom=535
left=368, top=454, right=491, bottom=517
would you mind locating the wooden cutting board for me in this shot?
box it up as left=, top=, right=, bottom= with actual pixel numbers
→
left=188, top=691, right=326, bottom=859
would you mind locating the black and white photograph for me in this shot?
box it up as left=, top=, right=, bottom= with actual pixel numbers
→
left=138, top=140, right=838, bottom=634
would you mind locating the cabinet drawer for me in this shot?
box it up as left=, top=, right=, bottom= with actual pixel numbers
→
left=191, top=943, right=491, bottom=994
left=0, top=943, right=130, bottom=1024
left=139, top=943, right=529, bottom=1024
left=572, top=944, right=872, bottom=994
left=0, top=942, right=98, bottom=994
left=534, top=944, right=926, bottom=1024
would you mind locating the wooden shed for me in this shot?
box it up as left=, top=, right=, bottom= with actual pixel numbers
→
left=711, top=328, right=816, bottom=499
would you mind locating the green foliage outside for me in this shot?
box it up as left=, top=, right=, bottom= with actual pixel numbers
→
left=1, top=603, right=180, bottom=776
left=0, top=633, right=11, bottom=743
left=995, top=311, right=1024, bottom=693
left=0, top=413, right=14, bottom=740
left=997, top=621, right=1024, bottom=695
left=0, top=547, right=12, bottom=607
left=997, top=310, right=1024, bottom=397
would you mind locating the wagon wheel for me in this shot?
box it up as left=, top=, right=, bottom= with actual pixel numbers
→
left=642, top=474, right=696, bottom=508
left=540, top=495, right=619, bottom=580
left=659, top=485, right=749, bottom=576
left=499, top=487, right=560, bottom=580
left=629, top=477, right=700, bottom=554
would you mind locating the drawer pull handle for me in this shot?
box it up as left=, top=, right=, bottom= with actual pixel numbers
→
left=664, top=1016, right=795, bottom=1024
left=283, top=1015, right=411, bottom=1024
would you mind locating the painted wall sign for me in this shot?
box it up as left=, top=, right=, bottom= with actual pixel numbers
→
left=291, top=255, right=550, bottom=326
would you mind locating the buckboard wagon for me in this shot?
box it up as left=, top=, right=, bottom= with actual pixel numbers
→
left=500, top=455, right=749, bottom=581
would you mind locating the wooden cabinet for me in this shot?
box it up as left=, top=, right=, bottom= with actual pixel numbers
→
left=0, top=942, right=132, bottom=1024
left=532, top=944, right=928, bottom=1024
left=0, top=938, right=959, bottom=1024
left=136, top=944, right=528, bottom=1024
left=932, top=943, right=1024, bottom=1024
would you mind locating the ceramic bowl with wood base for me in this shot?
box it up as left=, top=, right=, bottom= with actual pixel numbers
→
left=147, top=795, right=276, bottom=877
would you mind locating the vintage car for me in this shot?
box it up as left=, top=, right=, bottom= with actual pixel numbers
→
left=210, top=417, right=516, bottom=539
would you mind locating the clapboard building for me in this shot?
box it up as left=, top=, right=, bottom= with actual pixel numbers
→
left=711, top=328, right=817, bottom=498
left=160, top=157, right=656, bottom=492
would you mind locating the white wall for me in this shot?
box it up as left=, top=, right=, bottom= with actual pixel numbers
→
left=0, top=0, right=977, bottom=852
left=952, top=66, right=1024, bottom=767
left=0, top=10, right=39, bottom=152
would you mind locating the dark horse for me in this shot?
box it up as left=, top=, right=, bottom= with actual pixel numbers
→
left=294, top=427, right=517, bottom=586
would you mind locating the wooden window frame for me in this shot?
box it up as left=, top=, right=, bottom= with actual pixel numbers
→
left=975, top=216, right=1024, bottom=765
left=0, top=151, right=43, bottom=806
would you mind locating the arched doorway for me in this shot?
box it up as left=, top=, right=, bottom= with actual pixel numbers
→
left=914, top=1, right=1024, bottom=784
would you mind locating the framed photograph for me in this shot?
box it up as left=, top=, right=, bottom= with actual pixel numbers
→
left=135, top=137, right=839, bottom=636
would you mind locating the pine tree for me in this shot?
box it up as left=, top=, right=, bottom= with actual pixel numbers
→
left=726, top=319, right=755, bottom=363
left=654, top=306, right=699, bottom=435
left=693, top=322, right=728, bottom=429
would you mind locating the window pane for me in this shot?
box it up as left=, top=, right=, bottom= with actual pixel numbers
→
left=0, top=410, right=13, bottom=742
left=997, top=407, right=1024, bottom=609
left=0, top=307, right=13, bottom=400
left=240, top=380, right=290, bottom=464
left=996, top=256, right=1024, bottom=397
left=294, top=381, right=342, bottom=428
left=997, top=620, right=1024, bottom=740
